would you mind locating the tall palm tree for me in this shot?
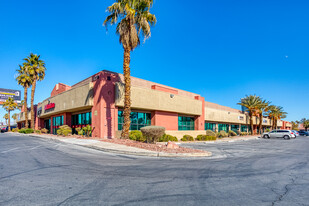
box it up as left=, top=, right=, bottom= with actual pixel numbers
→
left=256, top=98, right=271, bottom=134
left=23, top=53, right=46, bottom=130
left=16, top=64, right=32, bottom=128
left=238, top=95, right=260, bottom=135
left=267, top=105, right=287, bottom=129
left=2, top=98, right=18, bottom=131
left=3, top=113, right=9, bottom=125
left=103, top=0, right=156, bottom=139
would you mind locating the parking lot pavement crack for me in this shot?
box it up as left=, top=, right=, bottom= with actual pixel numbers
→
left=271, top=176, right=297, bottom=206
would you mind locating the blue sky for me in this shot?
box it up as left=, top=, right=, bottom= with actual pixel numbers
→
left=0, top=0, right=308, bottom=123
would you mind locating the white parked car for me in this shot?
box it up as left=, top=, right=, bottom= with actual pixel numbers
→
left=262, top=130, right=296, bottom=140
left=292, top=130, right=299, bottom=137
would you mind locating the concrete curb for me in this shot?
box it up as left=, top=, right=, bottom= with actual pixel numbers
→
left=11, top=133, right=212, bottom=158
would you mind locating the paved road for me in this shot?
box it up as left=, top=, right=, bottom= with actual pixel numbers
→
left=1, top=133, right=309, bottom=206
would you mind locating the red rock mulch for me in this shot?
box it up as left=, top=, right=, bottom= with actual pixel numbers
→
left=101, top=138, right=207, bottom=154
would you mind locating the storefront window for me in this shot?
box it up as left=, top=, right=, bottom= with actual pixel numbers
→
left=231, top=124, right=239, bottom=133
left=205, top=122, right=216, bottom=131
left=178, top=116, right=195, bottom=130
left=52, top=116, right=63, bottom=135
left=241, top=125, right=248, bottom=132
left=218, top=124, right=229, bottom=133
left=72, top=112, right=92, bottom=134
left=118, top=111, right=151, bottom=130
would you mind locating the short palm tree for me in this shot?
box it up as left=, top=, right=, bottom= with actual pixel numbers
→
left=256, top=98, right=271, bottom=134
left=267, top=105, right=287, bottom=129
left=3, top=113, right=9, bottom=125
left=12, top=113, right=18, bottom=124
left=103, top=0, right=156, bottom=139
left=16, top=64, right=32, bottom=128
left=2, top=97, right=18, bottom=131
left=238, top=95, right=260, bottom=135
left=23, top=53, right=46, bottom=130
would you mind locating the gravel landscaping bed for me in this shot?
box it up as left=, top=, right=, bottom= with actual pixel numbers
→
left=101, top=138, right=207, bottom=154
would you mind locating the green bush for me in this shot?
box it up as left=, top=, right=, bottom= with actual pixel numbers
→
left=129, top=130, right=146, bottom=142
left=12, top=128, right=19, bottom=132
left=240, top=132, right=248, bottom=136
left=206, top=130, right=216, bottom=137
left=195, top=135, right=216, bottom=141
left=181, top=135, right=194, bottom=141
left=228, top=130, right=237, bottom=136
left=35, top=130, right=42, bottom=134
left=217, top=130, right=228, bottom=138
left=78, top=130, right=84, bottom=136
left=19, top=128, right=34, bottom=134
left=159, top=134, right=178, bottom=142
left=57, top=125, right=72, bottom=136
left=41, top=128, right=48, bottom=134
left=82, top=125, right=92, bottom=137
left=140, top=126, right=165, bottom=144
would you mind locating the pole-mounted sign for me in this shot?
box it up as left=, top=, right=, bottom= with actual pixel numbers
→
left=0, top=88, right=21, bottom=104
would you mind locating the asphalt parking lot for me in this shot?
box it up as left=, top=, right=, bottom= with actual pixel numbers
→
left=1, top=133, right=309, bottom=206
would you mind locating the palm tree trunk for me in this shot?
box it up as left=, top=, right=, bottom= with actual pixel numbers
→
left=8, top=110, right=11, bottom=131
left=30, top=80, right=36, bottom=130
left=24, top=87, right=28, bottom=128
left=250, top=113, right=254, bottom=135
left=259, top=113, right=263, bottom=134
left=121, top=48, right=131, bottom=139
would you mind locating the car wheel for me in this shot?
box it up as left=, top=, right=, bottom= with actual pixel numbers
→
left=283, top=135, right=290, bottom=140
left=263, top=135, right=269, bottom=139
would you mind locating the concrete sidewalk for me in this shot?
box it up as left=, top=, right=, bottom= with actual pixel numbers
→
left=11, top=133, right=212, bottom=158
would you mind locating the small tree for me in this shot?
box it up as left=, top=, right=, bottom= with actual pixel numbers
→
left=2, top=98, right=18, bottom=131
left=12, top=113, right=18, bottom=124
left=3, top=113, right=9, bottom=125
left=302, top=119, right=309, bottom=131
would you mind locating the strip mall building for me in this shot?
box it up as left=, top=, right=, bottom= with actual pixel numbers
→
left=17, top=70, right=292, bottom=139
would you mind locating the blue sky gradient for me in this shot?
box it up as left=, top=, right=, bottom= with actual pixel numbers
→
left=0, top=0, right=308, bottom=123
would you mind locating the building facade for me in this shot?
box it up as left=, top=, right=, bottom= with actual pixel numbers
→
left=16, top=70, right=291, bottom=139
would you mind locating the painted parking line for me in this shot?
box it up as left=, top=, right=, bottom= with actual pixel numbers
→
left=1, top=147, right=20, bottom=154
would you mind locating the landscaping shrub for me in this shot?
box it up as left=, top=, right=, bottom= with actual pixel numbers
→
left=12, top=128, right=19, bottom=132
left=35, top=130, right=41, bottom=134
left=75, top=127, right=82, bottom=135
left=195, top=135, right=216, bottom=141
left=129, top=130, right=146, bottom=142
left=82, top=125, right=92, bottom=137
left=19, top=128, right=34, bottom=134
left=228, top=130, right=237, bottom=137
left=181, top=135, right=194, bottom=141
left=217, top=130, right=228, bottom=138
left=140, top=126, right=165, bottom=144
left=41, top=128, right=48, bottom=134
left=240, top=132, right=248, bottom=136
left=57, top=125, right=72, bottom=136
left=206, top=130, right=216, bottom=137
left=159, top=134, right=178, bottom=142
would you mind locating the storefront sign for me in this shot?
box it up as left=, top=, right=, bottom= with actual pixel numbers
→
left=45, top=103, right=55, bottom=110
left=0, top=88, right=21, bottom=103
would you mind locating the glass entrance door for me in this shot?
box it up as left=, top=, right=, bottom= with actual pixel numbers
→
left=44, top=119, right=51, bottom=133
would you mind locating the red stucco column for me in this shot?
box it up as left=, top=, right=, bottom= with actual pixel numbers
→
left=92, top=71, right=119, bottom=138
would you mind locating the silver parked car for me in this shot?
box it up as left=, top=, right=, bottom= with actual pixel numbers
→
left=262, top=130, right=296, bottom=140
left=292, top=130, right=299, bottom=137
